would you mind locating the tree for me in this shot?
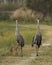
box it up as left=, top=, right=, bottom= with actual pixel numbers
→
left=26, top=0, right=52, bottom=16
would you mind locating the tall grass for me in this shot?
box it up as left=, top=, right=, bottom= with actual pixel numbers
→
left=0, top=21, right=46, bottom=56
left=0, top=20, right=51, bottom=56
left=0, top=21, right=52, bottom=65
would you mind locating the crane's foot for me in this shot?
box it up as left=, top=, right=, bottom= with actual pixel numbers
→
left=32, top=44, right=34, bottom=47
left=36, top=54, right=38, bottom=56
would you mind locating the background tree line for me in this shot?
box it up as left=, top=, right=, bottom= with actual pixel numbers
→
left=0, top=0, right=52, bottom=21
left=26, top=0, right=52, bottom=17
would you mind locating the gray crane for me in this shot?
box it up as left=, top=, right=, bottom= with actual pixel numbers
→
left=15, top=20, right=24, bottom=56
left=32, top=19, right=42, bottom=56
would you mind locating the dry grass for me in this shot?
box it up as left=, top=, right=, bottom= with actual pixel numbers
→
left=11, top=8, right=52, bottom=21
left=11, top=8, right=43, bottom=20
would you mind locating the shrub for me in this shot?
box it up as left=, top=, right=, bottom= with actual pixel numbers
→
left=11, top=8, right=43, bottom=21
left=11, top=7, right=52, bottom=21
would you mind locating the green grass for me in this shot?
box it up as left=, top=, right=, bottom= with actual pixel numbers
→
left=1, top=19, right=52, bottom=25
left=29, top=46, right=52, bottom=65
left=0, top=21, right=49, bottom=55
left=0, top=21, right=52, bottom=65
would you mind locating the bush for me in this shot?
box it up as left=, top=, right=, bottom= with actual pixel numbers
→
left=11, top=7, right=52, bottom=21
left=11, top=8, right=43, bottom=21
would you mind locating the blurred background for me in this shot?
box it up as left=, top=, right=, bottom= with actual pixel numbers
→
left=0, top=0, right=52, bottom=22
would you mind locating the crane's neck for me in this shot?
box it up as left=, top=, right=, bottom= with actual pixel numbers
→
left=15, top=20, right=20, bottom=35
left=37, top=19, right=40, bottom=33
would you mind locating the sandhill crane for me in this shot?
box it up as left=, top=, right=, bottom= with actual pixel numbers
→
left=32, top=19, right=42, bottom=56
left=15, top=20, right=24, bottom=56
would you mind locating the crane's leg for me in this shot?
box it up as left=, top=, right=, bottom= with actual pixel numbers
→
left=32, top=43, right=34, bottom=47
left=36, top=45, right=39, bottom=56
left=21, top=47, right=23, bottom=57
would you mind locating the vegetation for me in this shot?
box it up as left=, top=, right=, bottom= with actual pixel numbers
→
left=26, top=0, right=52, bottom=17
left=0, top=0, right=52, bottom=21
left=0, top=3, right=21, bottom=20
left=0, top=1, right=52, bottom=65
left=11, top=8, right=52, bottom=21
left=0, top=21, right=52, bottom=65
left=0, top=4, right=20, bottom=11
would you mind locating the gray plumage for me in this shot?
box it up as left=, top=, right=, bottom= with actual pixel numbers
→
left=16, top=34, right=24, bottom=47
left=15, top=20, right=24, bottom=56
left=32, top=19, right=42, bottom=56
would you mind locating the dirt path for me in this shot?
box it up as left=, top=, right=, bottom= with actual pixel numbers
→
left=16, top=54, right=36, bottom=65
left=13, top=41, right=51, bottom=65
left=0, top=41, right=51, bottom=65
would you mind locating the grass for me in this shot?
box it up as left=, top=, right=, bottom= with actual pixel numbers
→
left=30, top=46, right=52, bottom=65
left=0, top=21, right=52, bottom=65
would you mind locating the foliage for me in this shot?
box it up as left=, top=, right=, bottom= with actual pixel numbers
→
left=11, top=8, right=35, bottom=21
left=11, top=8, right=52, bottom=21
left=26, top=0, right=52, bottom=17
left=0, top=3, right=19, bottom=11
